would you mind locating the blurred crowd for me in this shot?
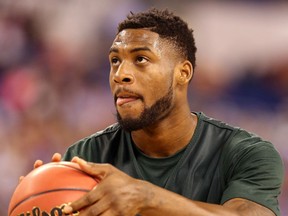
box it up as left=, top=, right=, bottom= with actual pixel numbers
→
left=0, top=0, right=287, bottom=215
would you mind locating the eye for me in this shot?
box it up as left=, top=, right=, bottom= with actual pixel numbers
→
left=136, top=56, right=148, bottom=64
left=110, top=57, right=120, bottom=66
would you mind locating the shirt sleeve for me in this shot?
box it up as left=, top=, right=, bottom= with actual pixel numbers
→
left=62, top=136, right=92, bottom=161
left=220, top=130, right=284, bottom=216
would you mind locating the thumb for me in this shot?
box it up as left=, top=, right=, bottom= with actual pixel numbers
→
left=71, top=157, right=114, bottom=180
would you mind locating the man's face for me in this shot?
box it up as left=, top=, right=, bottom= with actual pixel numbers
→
left=109, top=29, right=178, bottom=131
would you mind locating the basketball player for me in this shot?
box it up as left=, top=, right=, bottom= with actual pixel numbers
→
left=35, top=8, right=284, bottom=216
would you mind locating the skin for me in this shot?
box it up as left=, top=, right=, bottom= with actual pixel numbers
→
left=35, top=29, right=275, bottom=216
left=109, top=29, right=196, bottom=157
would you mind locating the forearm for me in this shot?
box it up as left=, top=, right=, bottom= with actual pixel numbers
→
left=138, top=181, right=273, bottom=216
left=138, top=181, right=236, bottom=216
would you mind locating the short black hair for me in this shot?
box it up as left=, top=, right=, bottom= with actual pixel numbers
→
left=118, top=8, right=197, bottom=70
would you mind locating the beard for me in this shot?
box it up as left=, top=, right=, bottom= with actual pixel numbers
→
left=116, top=84, right=174, bottom=132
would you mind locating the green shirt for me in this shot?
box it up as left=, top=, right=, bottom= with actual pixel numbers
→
left=63, top=112, right=284, bottom=215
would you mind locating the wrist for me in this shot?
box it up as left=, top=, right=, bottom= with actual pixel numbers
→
left=137, top=180, right=159, bottom=215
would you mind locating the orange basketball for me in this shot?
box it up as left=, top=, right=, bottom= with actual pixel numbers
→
left=8, top=161, right=98, bottom=216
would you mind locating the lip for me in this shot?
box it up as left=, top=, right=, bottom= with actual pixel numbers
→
left=115, top=91, right=141, bottom=106
left=116, top=97, right=139, bottom=106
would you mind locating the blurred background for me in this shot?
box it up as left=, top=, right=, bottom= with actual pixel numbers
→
left=0, top=0, right=287, bottom=215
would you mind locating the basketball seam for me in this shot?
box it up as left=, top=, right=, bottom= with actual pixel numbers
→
left=57, top=163, right=97, bottom=180
left=9, top=188, right=90, bottom=215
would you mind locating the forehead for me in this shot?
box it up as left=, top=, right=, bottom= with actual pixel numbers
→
left=111, top=29, right=162, bottom=51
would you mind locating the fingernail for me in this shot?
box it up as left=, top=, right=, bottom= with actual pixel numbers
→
left=71, top=156, right=79, bottom=162
left=77, top=157, right=87, bottom=165
left=62, top=205, right=73, bottom=213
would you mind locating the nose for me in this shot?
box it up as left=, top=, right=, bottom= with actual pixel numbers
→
left=113, top=62, right=134, bottom=84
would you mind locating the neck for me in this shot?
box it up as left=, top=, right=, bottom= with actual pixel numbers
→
left=131, top=110, right=197, bottom=158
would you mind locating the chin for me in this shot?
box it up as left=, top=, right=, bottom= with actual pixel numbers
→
left=117, top=107, right=143, bottom=119
left=116, top=112, right=145, bottom=131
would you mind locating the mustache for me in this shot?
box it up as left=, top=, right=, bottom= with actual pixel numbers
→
left=114, top=87, right=144, bottom=103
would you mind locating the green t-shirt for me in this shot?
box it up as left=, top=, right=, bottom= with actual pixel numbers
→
left=63, top=112, right=284, bottom=215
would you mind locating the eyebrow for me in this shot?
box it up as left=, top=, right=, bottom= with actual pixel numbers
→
left=130, top=47, right=152, bottom=53
left=109, top=46, right=152, bottom=54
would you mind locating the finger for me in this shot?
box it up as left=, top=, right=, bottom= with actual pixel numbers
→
left=71, top=157, right=115, bottom=179
left=51, top=153, right=62, bottom=162
left=62, top=187, right=103, bottom=214
left=75, top=194, right=111, bottom=216
left=19, top=176, right=24, bottom=183
left=34, top=160, right=43, bottom=169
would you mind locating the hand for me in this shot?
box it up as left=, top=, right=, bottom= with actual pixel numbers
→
left=63, top=157, right=150, bottom=216
left=19, top=153, right=62, bottom=182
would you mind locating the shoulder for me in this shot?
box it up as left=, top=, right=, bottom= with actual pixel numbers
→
left=196, top=112, right=280, bottom=156
left=94, top=122, right=122, bottom=137
left=196, top=112, right=284, bottom=185
left=195, top=112, right=239, bottom=148
left=74, top=122, right=122, bottom=145
left=200, top=113, right=285, bottom=216
left=196, top=112, right=238, bottom=139
left=63, top=123, right=125, bottom=161
left=223, top=126, right=281, bottom=166
left=198, top=112, right=236, bottom=131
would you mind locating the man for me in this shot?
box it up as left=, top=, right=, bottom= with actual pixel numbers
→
left=36, top=8, right=283, bottom=215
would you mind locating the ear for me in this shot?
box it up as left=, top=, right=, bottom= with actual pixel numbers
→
left=176, top=60, right=193, bottom=85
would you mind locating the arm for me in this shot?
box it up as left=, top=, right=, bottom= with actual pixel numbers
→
left=62, top=157, right=275, bottom=216
left=139, top=183, right=275, bottom=216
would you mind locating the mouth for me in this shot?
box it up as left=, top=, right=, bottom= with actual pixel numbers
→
left=116, top=96, right=139, bottom=106
left=114, top=90, right=142, bottom=107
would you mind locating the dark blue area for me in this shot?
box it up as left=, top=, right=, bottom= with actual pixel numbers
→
left=223, top=70, right=282, bottom=111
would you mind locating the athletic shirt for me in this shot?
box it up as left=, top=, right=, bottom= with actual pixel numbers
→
left=62, top=112, right=284, bottom=215
left=132, top=142, right=187, bottom=188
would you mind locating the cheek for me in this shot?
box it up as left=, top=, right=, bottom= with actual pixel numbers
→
left=109, top=72, right=115, bottom=90
left=142, top=78, right=172, bottom=105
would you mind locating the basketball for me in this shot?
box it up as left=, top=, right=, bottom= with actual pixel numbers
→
left=8, top=161, right=98, bottom=216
